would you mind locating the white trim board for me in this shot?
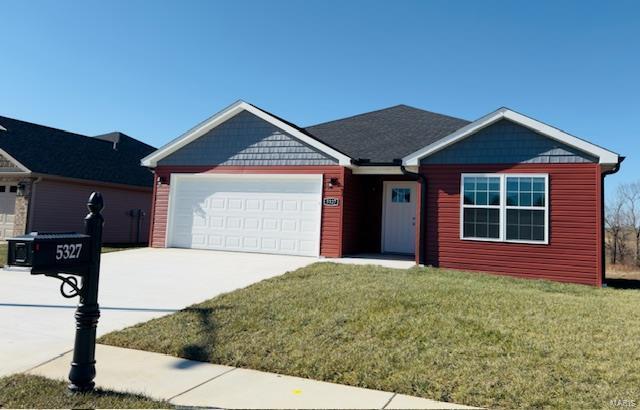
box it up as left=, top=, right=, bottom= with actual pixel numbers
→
left=403, top=107, right=620, bottom=166
left=141, top=100, right=352, bottom=167
left=351, top=166, right=418, bottom=175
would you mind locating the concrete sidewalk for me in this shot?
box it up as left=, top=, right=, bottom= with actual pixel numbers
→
left=29, top=344, right=473, bottom=409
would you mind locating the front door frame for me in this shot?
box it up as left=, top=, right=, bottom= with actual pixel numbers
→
left=381, top=180, right=418, bottom=255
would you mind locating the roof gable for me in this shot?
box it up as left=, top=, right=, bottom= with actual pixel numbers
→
left=421, top=119, right=597, bottom=164
left=142, top=101, right=352, bottom=167
left=158, top=110, right=338, bottom=166
left=403, top=108, right=620, bottom=166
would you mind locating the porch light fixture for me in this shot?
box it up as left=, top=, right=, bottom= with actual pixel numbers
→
left=328, top=177, right=339, bottom=188
left=16, top=182, right=27, bottom=197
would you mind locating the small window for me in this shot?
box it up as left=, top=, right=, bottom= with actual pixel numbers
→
left=0, top=186, right=5, bottom=192
left=9, top=186, right=17, bottom=193
left=391, top=188, right=411, bottom=203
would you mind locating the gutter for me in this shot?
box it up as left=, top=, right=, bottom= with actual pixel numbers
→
left=601, top=156, right=624, bottom=286
left=400, top=164, right=427, bottom=266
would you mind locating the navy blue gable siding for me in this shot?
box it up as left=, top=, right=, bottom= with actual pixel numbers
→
left=420, top=119, right=597, bottom=164
left=159, top=111, right=338, bottom=166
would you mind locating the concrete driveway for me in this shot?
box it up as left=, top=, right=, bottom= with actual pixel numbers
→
left=0, top=248, right=316, bottom=377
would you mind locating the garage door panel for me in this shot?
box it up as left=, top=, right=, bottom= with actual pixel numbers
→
left=208, top=235, right=224, bottom=247
left=210, top=216, right=224, bottom=228
left=246, top=199, right=261, bottom=211
left=168, top=175, right=321, bottom=256
left=263, top=200, right=280, bottom=211
left=301, top=201, right=320, bottom=212
left=262, top=218, right=279, bottom=231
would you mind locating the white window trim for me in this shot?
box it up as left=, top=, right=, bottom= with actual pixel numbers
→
left=460, top=173, right=549, bottom=245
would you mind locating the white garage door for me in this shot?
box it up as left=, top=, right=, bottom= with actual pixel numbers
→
left=167, top=174, right=322, bottom=256
left=0, top=185, right=16, bottom=240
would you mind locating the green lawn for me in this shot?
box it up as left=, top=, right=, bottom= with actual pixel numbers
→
left=0, top=374, right=171, bottom=409
left=99, top=262, right=640, bottom=409
left=0, top=243, right=144, bottom=266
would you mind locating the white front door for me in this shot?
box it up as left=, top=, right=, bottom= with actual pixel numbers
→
left=382, top=181, right=417, bottom=254
left=167, top=174, right=322, bottom=257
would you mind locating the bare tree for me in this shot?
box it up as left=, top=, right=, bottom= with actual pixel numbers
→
left=621, top=182, right=640, bottom=266
left=606, top=187, right=628, bottom=265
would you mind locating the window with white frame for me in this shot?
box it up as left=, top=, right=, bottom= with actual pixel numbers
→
left=461, top=174, right=548, bottom=244
left=462, top=176, right=501, bottom=239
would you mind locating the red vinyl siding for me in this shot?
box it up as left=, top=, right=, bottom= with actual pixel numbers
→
left=421, top=163, right=602, bottom=286
left=149, top=165, right=345, bottom=257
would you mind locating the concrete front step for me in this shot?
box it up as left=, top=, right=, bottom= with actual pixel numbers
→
left=28, top=344, right=475, bottom=409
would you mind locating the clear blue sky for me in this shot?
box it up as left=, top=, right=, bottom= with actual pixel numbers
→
left=1, top=0, right=638, bottom=198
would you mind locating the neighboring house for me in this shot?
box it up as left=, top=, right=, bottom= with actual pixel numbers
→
left=141, top=101, right=622, bottom=286
left=0, top=116, right=154, bottom=243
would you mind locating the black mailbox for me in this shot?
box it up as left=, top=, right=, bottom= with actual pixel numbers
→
left=7, top=232, right=92, bottom=275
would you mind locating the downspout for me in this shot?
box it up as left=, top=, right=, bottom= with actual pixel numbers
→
left=601, top=157, right=624, bottom=286
left=26, top=176, right=43, bottom=233
left=400, top=165, right=427, bottom=266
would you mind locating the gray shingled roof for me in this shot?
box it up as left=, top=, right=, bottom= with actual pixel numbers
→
left=0, top=116, right=154, bottom=187
left=305, top=105, right=470, bottom=163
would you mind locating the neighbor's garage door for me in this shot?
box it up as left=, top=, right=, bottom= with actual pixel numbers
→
left=167, top=174, right=322, bottom=256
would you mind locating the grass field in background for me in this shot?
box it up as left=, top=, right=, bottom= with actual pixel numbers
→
left=100, top=262, right=640, bottom=409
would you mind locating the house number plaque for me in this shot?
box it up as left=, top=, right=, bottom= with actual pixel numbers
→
left=323, top=198, right=340, bottom=207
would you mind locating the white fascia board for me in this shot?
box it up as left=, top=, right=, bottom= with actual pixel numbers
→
left=402, top=107, right=620, bottom=166
left=351, top=165, right=418, bottom=175
left=141, top=100, right=352, bottom=167
left=0, top=124, right=6, bottom=131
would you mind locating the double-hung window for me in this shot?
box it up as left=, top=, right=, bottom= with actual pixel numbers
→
left=462, top=176, right=501, bottom=240
left=461, top=174, right=549, bottom=244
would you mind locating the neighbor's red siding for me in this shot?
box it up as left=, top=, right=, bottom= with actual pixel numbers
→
left=421, top=163, right=602, bottom=286
left=149, top=165, right=345, bottom=258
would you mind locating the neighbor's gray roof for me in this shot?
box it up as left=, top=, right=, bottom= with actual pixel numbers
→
left=0, top=115, right=155, bottom=187
left=305, top=105, right=470, bottom=163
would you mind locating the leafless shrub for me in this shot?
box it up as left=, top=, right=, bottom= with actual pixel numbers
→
left=620, top=182, right=640, bottom=266
left=606, top=186, right=629, bottom=264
